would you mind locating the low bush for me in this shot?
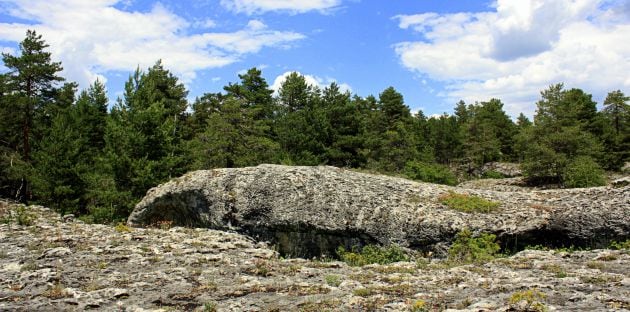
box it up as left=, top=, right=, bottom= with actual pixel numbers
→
left=404, top=161, right=457, bottom=186
left=562, top=156, right=606, bottom=188
left=448, top=229, right=500, bottom=264
left=609, top=239, right=630, bottom=250
left=481, top=170, right=506, bottom=179
left=438, top=191, right=500, bottom=213
left=337, top=244, right=409, bottom=267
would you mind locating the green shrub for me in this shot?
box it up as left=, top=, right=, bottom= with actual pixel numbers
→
left=404, top=161, right=457, bottom=186
left=562, top=156, right=606, bottom=188
left=481, top=170, right=506, bottom=179
left=609, top=239, right=630, bottom=250
left=114, top=223, right=132, bottom=233
left=337, top=244, right=409, bottom=267
left=15, top=205, right=35, bottom=226
left=324, top=274, right=342, bottom=287
left=448, top=229, right=500, bottom=264
left=438, top=191, right=500, bottom=213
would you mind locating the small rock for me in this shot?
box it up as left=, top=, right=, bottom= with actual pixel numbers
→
left=62, top=214, right=75, bottom=222
left=612, top=176, right=630, bottom=188
left=39, top=247, right=72, bottom=259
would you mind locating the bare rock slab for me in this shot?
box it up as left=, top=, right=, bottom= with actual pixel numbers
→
left=128, top=165, right=630, bottom=256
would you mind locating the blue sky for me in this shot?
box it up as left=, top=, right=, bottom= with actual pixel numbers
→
left=1, top=0, right=629, bottom=117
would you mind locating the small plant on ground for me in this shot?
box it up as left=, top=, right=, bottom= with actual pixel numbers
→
left=252, top=259, right=272, bottom=276
left=509, top=288, right=548, bottom=312
left=409, top=299, right=428, bottom=312
left=14, top=205, right=35, bottom=226
left=115, top=222, right=132, bottom=233
left=324, top=274, right=342, bottom=287
left=203, top=301, right=217, bottom=312
left=42, top=282, right=68, bottom=299
left=157, top=220, right=173, bottom=230
left=438, top=191, right=500, bottom=213
left=352, top=287, right=373, bottom=297
left=337, top=244, right=409, bottom=267
left=609, top=239, right=630, bottom=250
left=448, top=229, right=500, bottom=264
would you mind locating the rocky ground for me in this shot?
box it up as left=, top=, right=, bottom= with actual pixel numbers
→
left=1, top=201, right=629, bottom=311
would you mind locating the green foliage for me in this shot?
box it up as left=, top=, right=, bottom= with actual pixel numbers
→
left=114, top=223, right=132, bottom=233
left=324, top=274, right=342, bottom=287
left=0, top=30, right=64, bottom=201
left=481, top=170, right=506, bottom=179
left=404, top=161, right=457, bottom=185
left=337, top=244, right=409, bottom=267
left=520, top=84, right=606, bottom=186
left=439, top=192, right=500, bottom=213
left=508, top=289, right=548, bottom=312
left=203, top=301, right=218, bottom=312
left=562, top=156, right=606, bottom=188
left=448, top=229, right=500, bottom=264
left=609, top=239, right=630, bottom=250
left=1, top=204, right=35, bottom=226
left=409, top=300, right=429, bottom=312
left=460, top=99, right=517, bottom=168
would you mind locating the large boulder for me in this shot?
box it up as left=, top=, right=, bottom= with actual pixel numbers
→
left=128, top=165, right=630, bottom=257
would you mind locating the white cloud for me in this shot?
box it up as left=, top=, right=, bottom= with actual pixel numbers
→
left=192, top=18, right=217, bottom=29
left=0, top=0, right=304, bottom=88
left=221, top=0, right=341, bottom=14
left=271, top=71, right=352, bottom=94
left=394, top=0, right=630, bottom=117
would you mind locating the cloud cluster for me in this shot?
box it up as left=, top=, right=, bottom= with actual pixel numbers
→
left=271, top=71, right=352, bottom=94
left=394, top=0, right=630, bottom=116
left=0, top=0, right=304, bottom=87
left=220, top=0, right=341, bottom=15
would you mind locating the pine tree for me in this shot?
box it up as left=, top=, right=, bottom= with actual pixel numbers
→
left=1, top=30, right=64, bottom=201
left=104, top=61, right=190, bottom=217
left=521, top=84, right=604, bottom=186
left=190, top=96, right=279, bottom=169
left=600, top=90, right=630, bottom=169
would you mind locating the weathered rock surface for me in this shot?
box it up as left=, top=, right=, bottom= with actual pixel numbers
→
left=2, top=203, right=630, bottom=311
left=481, top=162, right=522, bottom=177
left=128, top=165, right=630, bottom=256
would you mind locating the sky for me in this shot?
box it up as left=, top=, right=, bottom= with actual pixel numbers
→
left=0, top=0, right=629, bottom=118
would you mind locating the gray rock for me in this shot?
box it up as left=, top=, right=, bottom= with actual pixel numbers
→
left=612, top=176, right=630, bottom=188
left=128, top=165, right=630, bottom=256
left=62, top=214, right=75, bottom=222
left=39, top=247, right=72, bottom=259
left=481, top=162, right=522, bottom=177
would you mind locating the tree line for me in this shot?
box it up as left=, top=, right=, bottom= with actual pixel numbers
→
left=1, top=31, right=628, bottom=222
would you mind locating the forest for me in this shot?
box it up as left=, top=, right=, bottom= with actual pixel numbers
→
left=1, top=31, right=629, bottom=223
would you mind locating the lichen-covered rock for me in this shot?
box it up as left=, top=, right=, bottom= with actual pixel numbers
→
left=1, top=203, right=629, bottom=311
left=127, top=165, right=630, bottom=256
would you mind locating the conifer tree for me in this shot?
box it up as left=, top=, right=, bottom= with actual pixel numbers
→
left=104, top=61, right=190, bottom=216
left=521, top=84, right=604, bottom=186
left=1, top=30, right=64, bottom=201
